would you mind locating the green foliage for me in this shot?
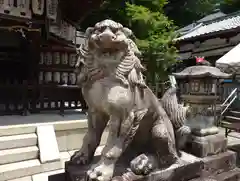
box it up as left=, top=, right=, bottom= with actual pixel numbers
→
left=125, top=3, right=179, bottom=81
left=220, top=0, right=240, bottom=13
left=164, top=0, right=221, bottom=26
left=81, top=0, right=179, bottom=82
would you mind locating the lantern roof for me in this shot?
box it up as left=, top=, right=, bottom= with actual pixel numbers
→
left=173, top=65, right=232, bottom=79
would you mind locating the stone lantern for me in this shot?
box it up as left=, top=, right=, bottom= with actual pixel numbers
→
left=173, top=62, right=232, bottom=157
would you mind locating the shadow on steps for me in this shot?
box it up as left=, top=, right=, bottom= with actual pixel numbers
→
left=49, top=173, right=66, bottom=181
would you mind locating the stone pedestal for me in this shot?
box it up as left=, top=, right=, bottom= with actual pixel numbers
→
left=190, top=151, right=239, bottom=181
left=49, top=151, right=238, bottom=181
left=65, top=152, right=203, bottom=181
left=186, top=133, right=227, bottom=158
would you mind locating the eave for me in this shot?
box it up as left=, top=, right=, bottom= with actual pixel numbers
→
left=59, top=0, right=104, bottom=24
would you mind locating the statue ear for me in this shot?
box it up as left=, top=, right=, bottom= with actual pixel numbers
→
left=85, top=27, right=94, bottom=37
left=123, top=27, right=133, bottom=37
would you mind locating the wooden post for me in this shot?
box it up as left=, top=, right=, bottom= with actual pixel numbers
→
left=25, top=29, right=41, bottom=114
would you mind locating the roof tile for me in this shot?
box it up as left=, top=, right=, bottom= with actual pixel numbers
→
left=176, top=14, right=240, bottom=41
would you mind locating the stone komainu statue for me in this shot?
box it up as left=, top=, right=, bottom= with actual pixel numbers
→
left=72, top=19, right=191, bottom=181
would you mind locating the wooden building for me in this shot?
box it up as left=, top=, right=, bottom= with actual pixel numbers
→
left=175, top=10, right=240, bottom=70
left=175, top=10, right=240, bottom=107
left=0, top=0, right=103, bottom=116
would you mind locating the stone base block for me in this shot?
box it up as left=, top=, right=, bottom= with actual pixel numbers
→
left=186, top=133, right=227, bottom=157
left=190, top=168, right=240, bottom=181
left=65, top=152, right=203, bottom=181
left=50, top=150, right=237, bottom=181
left=201, top=150, right=237, bottom=177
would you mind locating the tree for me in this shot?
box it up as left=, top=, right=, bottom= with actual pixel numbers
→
left=81, top=0, right=179, bottom=83
left=126, top=2, right=179, bottom=83
left=164, top=0, right=221, bottom=26
left=220, top=0, right=240, bottom=13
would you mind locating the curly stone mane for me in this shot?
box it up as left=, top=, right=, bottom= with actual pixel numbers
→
left=76, top=40, right=146, bottom=87
left=75, top=27, right=146, bottom=88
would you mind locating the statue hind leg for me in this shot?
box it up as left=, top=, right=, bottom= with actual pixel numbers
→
left=130, top=112, right=180, bottom=175
left=71, top=110, right=108, bottom=165
left=152, top=118, right=180, bottom=167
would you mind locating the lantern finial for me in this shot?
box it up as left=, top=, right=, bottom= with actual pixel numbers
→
left=195, top=56, right=205, bottom=63
left=195, top=56, right=211, bottom=66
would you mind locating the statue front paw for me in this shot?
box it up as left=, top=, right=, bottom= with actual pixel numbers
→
left=130, top=154, right=156, bottom=175
left=70, top=150, right=90, bottom=165
left=86, top=164, right=114, bottom=181
left=104, top=146, right=122, bottom=159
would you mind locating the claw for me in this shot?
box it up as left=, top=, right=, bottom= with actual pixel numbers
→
left=85, top=164, right=114, bottom=181
left=130, top=154, right=156, bottom=175
left=70, top=150, right=89, bottom=165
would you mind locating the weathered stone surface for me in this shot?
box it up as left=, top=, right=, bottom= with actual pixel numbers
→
left=0, top=146, right=38, bottom=165
left=201, top=151, right=237, bottom=177
left=213, top=168, right=240, bottom=181
left=0, top=133, right=37, bottom=150
left=37, top=125, right=60, bottom=163
left=65, top=152, right=203, bottom=181
left=8, top=176, right=32, bottom=181
left=71, top=19, right=191, bottom=181
left=186, top=133, right=227, bottom=157
left=228, top=142, right=240, bottom=166
left=33, top=169, right=64, bottom=181
left=53, top=151, right=237, bottom=181
left=190, top=168, right=240, bottom=181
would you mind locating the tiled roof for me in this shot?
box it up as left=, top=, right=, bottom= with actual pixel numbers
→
left=197, top=11, right=226, bottom=23
left=176, top=11, right=226, bottom=36
left=177, top=23, right=200, bottom=36
left=176, top=12, right=240, bottom=41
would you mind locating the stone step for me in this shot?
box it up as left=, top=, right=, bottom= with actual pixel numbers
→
left=224, top=116, right=240, bottom=123
left=0, top=119, right=87, bottom=137
left=32, top=169, right=65, bottom=181
left=0, top=125, right=36, bottom=137
left=229, top=110, right=240, bottom=117
left=7, top=176, right=32, bottom=181
left=0, top=133, right=37, bottom=150
left=0, top=146, right=39, bottom=165
left=3, top=151, right=70, bottom=181
left=0, top=159, right=62, bottom=181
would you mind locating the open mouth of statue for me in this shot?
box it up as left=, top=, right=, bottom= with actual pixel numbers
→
left=101, top=48, right=119, bottom=54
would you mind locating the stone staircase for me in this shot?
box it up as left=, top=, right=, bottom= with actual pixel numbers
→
left=0, top=132, right=63, bottom=181
left=221, top=109, right=240, bottom=137
left=0, top=119, right=109, bottom=181
left=0, top=133, right=38, bottom=165
left=224, top=110, right=240, bottom=124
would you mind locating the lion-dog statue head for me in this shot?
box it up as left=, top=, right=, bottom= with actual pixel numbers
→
left=85, top=19, right=136, bottom=52
left=75, top=19, right=145, bottom=87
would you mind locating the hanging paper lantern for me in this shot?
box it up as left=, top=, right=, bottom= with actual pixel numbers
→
left=32, top=0, right=44, bottom=15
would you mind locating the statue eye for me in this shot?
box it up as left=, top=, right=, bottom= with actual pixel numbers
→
left=100, top=26, right=107, bottom=32
left=111, top=28, right=118, bottom=33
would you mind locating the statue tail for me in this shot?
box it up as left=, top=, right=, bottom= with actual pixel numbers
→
left=160, top=87, right=192, bottom=149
